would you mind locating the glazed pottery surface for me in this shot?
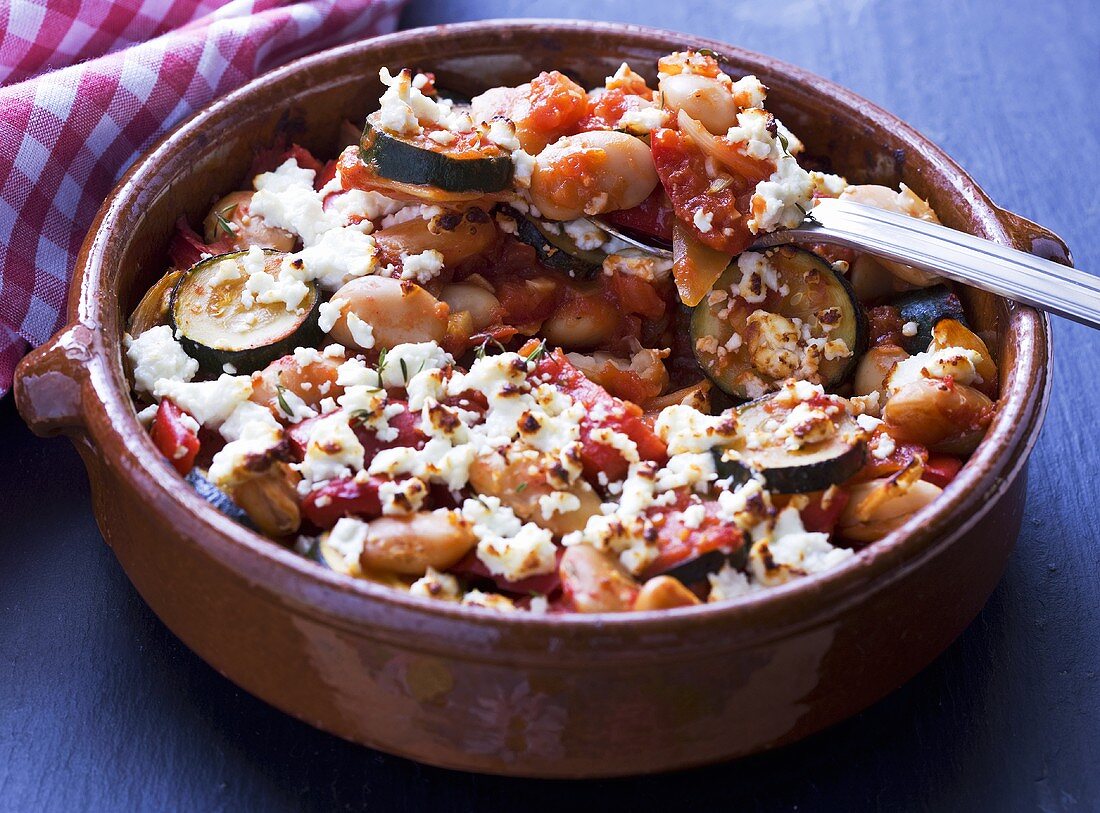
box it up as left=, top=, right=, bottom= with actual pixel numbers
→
left=14, top=21, right=1066, bottom=777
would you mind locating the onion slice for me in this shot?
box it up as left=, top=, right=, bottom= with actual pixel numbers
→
left=673, top=219, right=732, bottom=307
left=677, top=109, right=771, bottom=186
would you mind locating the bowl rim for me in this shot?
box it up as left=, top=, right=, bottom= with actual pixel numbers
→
left=66, top=19, right=1051, bottom=636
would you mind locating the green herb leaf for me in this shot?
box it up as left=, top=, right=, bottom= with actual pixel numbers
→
left=399, top=357, right=409, bottom=384
left=275, top=384, right=292, bottom=416
left=213, top=212, right=236, bottom=237
left=375, top=347, right=388, bottom=378
left=776, top=132, right=790, bottom=155
left=522, top=339, right=547, bottom=364
left=515, top=482, right=528, bottom=493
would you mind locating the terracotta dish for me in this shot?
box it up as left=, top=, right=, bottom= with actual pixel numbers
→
left=14, top=21, right=1067, bottom=777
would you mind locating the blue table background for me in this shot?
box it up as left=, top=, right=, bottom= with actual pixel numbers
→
left=2, top=1, right=1098, bottom=810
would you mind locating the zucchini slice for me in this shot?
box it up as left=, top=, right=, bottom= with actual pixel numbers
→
left=185, top=469, right=256, bottom=529
left=360, top=113, right=514, bottom=193
left=891, top=284, right=967, bottom=354
left=170, top=250, right=320, bottom=374
left=714, top=394, right=867, bottom=494
left=497, top=206, right=605, bottom=278
left=691, top=246, right=866, bottom=400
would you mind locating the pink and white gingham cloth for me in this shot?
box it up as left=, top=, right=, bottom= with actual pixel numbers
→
left=0, top=0, right=405, bottom=397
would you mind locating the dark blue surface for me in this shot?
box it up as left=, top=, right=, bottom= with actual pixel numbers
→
left=2, top=1, right=1099, bottom=810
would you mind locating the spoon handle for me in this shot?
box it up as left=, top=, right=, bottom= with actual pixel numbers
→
left=760, top=198, right=1096, bottom=328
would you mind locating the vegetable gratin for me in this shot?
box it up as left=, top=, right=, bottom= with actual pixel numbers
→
left=124, top=51, right=998, bottom=614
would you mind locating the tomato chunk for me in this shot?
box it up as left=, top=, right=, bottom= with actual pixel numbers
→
left=532, top=350, right=667, bottom=480
left=641, top=499, right=744, bottom=580
left=605, top=186, right=676, bottom=243
left=168, top=217, right=233, bottom=270
left=923, top=454, right=963, bottom=488
left=651, top=128, right=762, bottom=254
left=800, top=489, right=851, bottom=535
left=448, top=548, right=564, bottom=597
left=151, top=399, right=200, bottom=475
left=301, top=476, right=384, bottom=528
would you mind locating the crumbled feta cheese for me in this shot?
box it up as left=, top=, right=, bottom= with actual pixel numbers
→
left=399, top=249, right=444, bottom=284
left=692, top=208, right=714, bottom=233
left=250, top=158, right=341, bottom=247
left=901, top=320, right=919, bottom=337
left=463, top=496, right=557, bottom=582
left=326, top=517, right=369, bottom=572
left=296, top=412, right=365, bottom=483
left=344, top=312, right=376, bottom=349
left=219, top=400, right=280, bottom=442
left=749, top=507, right=854, bottom=586
left=318, top=298, right=346, bottom=333
left=285, top=225, right=377, bottom=291
left=707, top=563, right=762, bottom=602
left=888, top=346, right=984, bottom=392
left=152, top=374, right=252, bottom=429
left=207, top=420, right=282, bottom=488
left=562, top=219, right=607, bottom=251
left=654, top=404, right=739, bottom=455
left=512, top=149, right=536, bottom=188
left=409, top=567, right=460, bottom=600
left=617, top=105, right=670, bottom=133
left=125, top=325, right=199, bottom=394
left=485, top=118, right=521, bottom=151
left=378, top=477, right=428, bottom=515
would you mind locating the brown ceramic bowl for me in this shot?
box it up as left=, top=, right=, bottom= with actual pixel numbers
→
left=14, top=20, right=1067, bottom=778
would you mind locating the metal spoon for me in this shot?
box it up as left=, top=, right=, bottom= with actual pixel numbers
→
left=590, top=198, right=1099, bottom=328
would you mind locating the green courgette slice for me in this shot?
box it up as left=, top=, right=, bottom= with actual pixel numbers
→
left=714, top=394, right=867, bottom=494
left=360, top=113, right=514, bottom=193
left=691, top=246, right=866, bottom=400
left=170, top=250, right=320, bottom=374
left=496, top=206, right=606, bottom=278
left=185, top=469, right=256, bottom=529
left=891, top=284, right=967, bottom=354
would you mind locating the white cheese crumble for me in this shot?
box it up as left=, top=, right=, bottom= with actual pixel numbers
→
left=748, top=507, right=854, bottom=586
left=654, top=404, right=739, bottom=455
left=344, top=312, right=376, bottom=350
left=562, top=218, right=607, bottom=251
left=295, top=412, right=365, bottom=484
left=152, top=374, right=252, bottom=429
left=887, top=346, right=984, bottom=392
left=318, top=298, right=347, bottom=334
left=692, top=208, right=714, bottom=233
left=399, top=249, right=445, bottom=284
left=125, top=325, right=199, bottom=394
left=462, top=496, right=557, bottom=582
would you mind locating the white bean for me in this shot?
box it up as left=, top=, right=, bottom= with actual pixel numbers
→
left=658, top=73, right=739, bottom=134
left=361, top=511, right=476, bottom=575
left=439, top=283, right=502, bottom=331
left=328, top=276, right=448, bottom=350
left=529, top=131, right=658, bottom=220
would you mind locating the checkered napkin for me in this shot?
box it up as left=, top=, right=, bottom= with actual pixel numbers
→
left=0, top=0, right=405, bottom=397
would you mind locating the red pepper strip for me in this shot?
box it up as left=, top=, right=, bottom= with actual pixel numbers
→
left=532, top=350, right=667, bottom=481
left=285, top=404, right=426, bottom=463
left=922, top=455, right=964, bottom=488
left=640, top=499, right=743, bottom=580
left=151, top=399, right=200, bottom=475
left=800, top=489, right=851, bottom=535
left=449, top=548, right=564, bottom=597
left=168, top=217, right=234, bottom=270
left=605, top=185, right=676, bottom=243
left=300, top=476, right=385, bottom=529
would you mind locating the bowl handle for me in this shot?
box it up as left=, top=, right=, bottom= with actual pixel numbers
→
left=999, top=208, right=1074, bottom=267
left=14, top=320, right=100, bottom=437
